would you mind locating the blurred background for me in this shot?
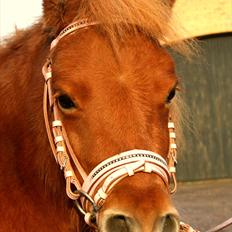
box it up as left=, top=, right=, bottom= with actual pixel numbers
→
left=0, top=0, right=42, bottom=38
left=172, top=0, right=232, bottom=182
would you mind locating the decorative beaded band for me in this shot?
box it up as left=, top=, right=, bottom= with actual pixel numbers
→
left=92, top=150, right=168, bottom=179
left=50, top=19, right=99, bottom=50
left=82, top=149, right=170, bottom=211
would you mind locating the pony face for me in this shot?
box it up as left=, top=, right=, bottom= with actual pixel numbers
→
left=51, top=28, right=179, bottom=231
left=52, top=29, right=177, bottom=169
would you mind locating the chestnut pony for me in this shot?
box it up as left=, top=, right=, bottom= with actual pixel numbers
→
left=0, top=0, right=191, bottom=231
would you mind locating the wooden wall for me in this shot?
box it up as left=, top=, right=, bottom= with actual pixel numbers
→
left=173, top=34, right=232, bottom=181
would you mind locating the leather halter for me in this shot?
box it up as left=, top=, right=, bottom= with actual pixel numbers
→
left=42, top=19, right=178, bottom=226
left=41, top=19, right=232, bottom=232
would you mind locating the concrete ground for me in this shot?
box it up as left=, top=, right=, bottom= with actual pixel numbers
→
left=172, top=179, right=232, bottom=232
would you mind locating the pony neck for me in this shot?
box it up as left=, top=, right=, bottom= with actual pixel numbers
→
left=0, top=23, right=78, bottom=230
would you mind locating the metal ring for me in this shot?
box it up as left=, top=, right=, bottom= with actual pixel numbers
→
left=74, top=200, right=97, bottom=227
left=74, top=190, right=98, bottom=227
left=74, top=189, right=98, bottom=215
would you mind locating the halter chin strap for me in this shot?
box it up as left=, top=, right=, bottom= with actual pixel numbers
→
left=42, top=19, right=178, bottom=226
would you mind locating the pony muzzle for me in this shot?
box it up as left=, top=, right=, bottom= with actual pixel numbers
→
left=77, top=149, right=172, bottom=227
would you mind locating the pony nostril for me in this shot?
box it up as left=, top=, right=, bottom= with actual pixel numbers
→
left=161, top=214, right=179, bottom=232
left=105, top=214, right=131, bottom=232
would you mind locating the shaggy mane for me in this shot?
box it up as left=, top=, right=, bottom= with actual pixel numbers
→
left=76, top=0, right=193, bottom=55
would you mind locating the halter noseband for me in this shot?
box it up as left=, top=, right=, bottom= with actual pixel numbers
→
left=42, top=19, right=178, bottom=226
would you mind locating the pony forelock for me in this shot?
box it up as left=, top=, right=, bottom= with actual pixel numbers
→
left=76, top=0, right=194, bottom=56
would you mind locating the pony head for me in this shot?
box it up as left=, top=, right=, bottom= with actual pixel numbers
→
left=41, top=0, right=190, bottom=231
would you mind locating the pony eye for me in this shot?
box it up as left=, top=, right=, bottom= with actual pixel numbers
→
left=57, top=94, right=76, bottom=110
left=166, top=88, right=176, bottom=103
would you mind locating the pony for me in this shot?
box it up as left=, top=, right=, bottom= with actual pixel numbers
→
left=0, top=0, right=192, bottom=231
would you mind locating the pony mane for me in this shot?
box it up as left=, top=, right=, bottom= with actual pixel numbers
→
left=76, top=0, right=193, bottom=55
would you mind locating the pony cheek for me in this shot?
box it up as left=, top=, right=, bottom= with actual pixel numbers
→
left=150, top=129, right=170, bottom=157
left=62, top=128, right=82, bottom=158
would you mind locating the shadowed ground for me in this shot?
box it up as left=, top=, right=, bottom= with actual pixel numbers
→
left=172, top=179, right=232, bottom=232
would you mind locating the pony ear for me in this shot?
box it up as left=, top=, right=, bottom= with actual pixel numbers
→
left=42, top=0, right=81, bottom=34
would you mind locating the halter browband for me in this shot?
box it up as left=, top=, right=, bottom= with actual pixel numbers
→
left=42, top=19, right=178, bottom=226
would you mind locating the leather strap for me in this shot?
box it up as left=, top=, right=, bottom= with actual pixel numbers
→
left=180, top=217, right=232, bottom=232
left=206, top=217, right=232, bottom=232
left=168, top=120, right=178, bottom=193
left=43, top=61, right=85, bottom=199
left=50, top=19, right=99, bottom=50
